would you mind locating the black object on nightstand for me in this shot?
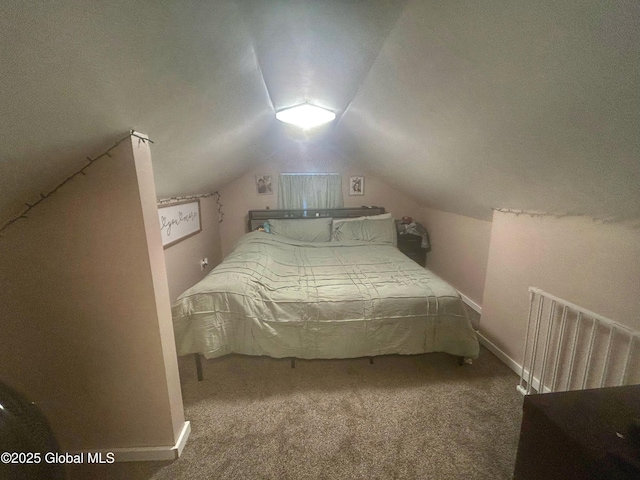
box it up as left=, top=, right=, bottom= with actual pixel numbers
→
left=396, top=221, right=430, bottom=267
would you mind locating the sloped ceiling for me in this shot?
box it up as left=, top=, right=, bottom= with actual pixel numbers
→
left=337, top=1, right=640, bottom=221
left=1, top=0, right=638, bottom=227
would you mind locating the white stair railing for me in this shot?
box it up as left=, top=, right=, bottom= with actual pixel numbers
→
left=517, top=287, right=639, bottom=395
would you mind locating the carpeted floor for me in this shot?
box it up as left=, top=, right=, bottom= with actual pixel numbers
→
left=68, top=346, right=524, bottom=479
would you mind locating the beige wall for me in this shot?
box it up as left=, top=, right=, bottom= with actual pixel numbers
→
left=218, top=145, right=423, bottom=256
left=0, top=135, right=185, bottom=451
left=417, top=207, right=492, bottom=307
left=163, top=195, right=223, bottom=302
left=481, top=211, right=640, bottom=363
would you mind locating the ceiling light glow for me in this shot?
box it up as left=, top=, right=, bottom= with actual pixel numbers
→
left=275, top=103, right=336, bottom=129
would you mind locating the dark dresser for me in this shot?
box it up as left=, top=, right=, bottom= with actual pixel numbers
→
left=513, top=384, right=640, bottom=480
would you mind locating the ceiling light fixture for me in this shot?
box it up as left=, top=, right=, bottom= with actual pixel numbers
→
left=275, top=103, right=336, bottom=129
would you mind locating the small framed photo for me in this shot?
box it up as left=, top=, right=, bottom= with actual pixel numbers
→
left=256, top=175, right=273, bottom=195
left=349, top=176, right=364, bottom=196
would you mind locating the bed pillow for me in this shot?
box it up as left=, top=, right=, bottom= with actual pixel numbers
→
left=332, top=215, right=397, bottom=246
left=331, top=219, right=364, bottom=242
left=332, top=212, right=392, bottom=223
left=331, top=213, right=392, bottom=235
left=267, top=218, right=333, bottom=242
left=362, top=216, right=397, bottom=245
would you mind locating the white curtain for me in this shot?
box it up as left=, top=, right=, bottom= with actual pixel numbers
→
left=277, top=174, right=344, bottom=209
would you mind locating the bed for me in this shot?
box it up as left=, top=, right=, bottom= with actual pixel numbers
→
left=171, top=208, right=479, bottom=379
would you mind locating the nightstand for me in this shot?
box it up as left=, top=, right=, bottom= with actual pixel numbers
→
left=396, top=230, right=428, bottom=266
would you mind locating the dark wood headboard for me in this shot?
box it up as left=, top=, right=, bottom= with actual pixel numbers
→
left=247, top=206, right=386, bottom=232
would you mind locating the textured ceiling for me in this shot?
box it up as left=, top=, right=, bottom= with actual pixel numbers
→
left=1, top=0, right=639, bottom=226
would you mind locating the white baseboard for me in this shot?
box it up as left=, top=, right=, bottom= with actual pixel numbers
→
left=476, top=332, right=550, bottom=395
left=456, top=293, right=544, bottom=394
left=457, top=291, right=482, bottom=314
left=476, top=332, right=519, bottom=375
left=73, top=420, right=191, bottom=463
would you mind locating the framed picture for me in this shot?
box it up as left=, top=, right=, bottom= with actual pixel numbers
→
left=349, top=176, right=364, bottom=196
left=256, top=175, right=273, bottom=195
left=157, top=199, right=202, bottom=249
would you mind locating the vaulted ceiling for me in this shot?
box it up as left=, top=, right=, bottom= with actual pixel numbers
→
left=1, top=0, right=638, bottom=225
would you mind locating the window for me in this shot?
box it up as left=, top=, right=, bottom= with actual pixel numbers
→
left=277, top=173, right=344, bottom=210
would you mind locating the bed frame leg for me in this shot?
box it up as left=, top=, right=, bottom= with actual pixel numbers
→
left=458, top=356, right=473, bottom=366
left=291, top=358, right=296, bottom=369
left=195, top=353, right=203, bottom=381
left=369, top=357, right=374, bottom=365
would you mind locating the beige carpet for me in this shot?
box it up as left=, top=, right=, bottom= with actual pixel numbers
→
left=68, top=346, right=524, bottom=479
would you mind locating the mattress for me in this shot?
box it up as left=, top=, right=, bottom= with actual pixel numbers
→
left=172, top=232, right=479, bottom=360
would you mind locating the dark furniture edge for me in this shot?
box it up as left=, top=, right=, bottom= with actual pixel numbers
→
left=248, top=206, right=386, bottom=231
